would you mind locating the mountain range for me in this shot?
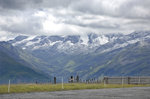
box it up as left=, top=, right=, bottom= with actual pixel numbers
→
left=1, top=31, right=150, bottom=83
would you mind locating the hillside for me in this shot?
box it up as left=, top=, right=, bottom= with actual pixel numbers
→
left=80, top=42, right=150, bottom=79
left=0, top=42, right=50, bottom=84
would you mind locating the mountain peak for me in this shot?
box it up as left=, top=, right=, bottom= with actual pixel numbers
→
left=6, top=31, right=150, bottom=55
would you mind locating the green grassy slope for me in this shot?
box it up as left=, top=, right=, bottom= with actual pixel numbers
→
left=91, top=42, right=150, bottom=78
left=0, top=83, right=150, bottom=94
left=0, top=42, right=50, bottom=84
left=0, top=50, right=49, bottom=84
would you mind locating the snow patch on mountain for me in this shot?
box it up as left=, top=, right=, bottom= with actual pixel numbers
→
left=80, top=35, right=89, bottom=45
left=101, top=35, right=150, bottom=53
left=8, top=31, right=150, bottom=55
left=91, top=35, right=109, bottom=46
left=26, top=38, right=41, bottom=46
left=13, top=36, right=36, bottom=46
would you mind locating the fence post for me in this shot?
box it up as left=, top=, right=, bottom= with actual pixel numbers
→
left=122, top=76, right=124, bottom=87
left=128, top=77, right=130, bottom=84
left=104, top=77, right=107, bottom=87
left=76, top=75, right=79, bottom=83
left=138, top=76, right=141, bottom=84
left=54, top=77, right=56, bottom=84
left=8, top=80, right=10, bottom=93
left=62, top=77, right=64, bottom=89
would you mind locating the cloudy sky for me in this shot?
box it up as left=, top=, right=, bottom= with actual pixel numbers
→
left=0, top=0, right=150, bottom=40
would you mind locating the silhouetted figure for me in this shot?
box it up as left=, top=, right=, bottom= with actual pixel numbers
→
left=69, top=76, right=74, bottom=83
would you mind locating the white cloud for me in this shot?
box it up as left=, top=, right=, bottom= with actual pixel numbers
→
left=0, top=30, right=15, bottom=41
left=0, top=0, right=149, bottom=38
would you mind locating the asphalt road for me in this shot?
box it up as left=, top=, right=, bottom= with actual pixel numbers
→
left=0, top=87, right=150, bottom=99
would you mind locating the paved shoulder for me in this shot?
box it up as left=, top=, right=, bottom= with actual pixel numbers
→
left=0, top=87, right=150, bottom=99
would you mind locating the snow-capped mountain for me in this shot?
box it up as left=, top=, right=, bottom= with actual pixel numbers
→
left=3, top=31, right=150, bottom=80
left=8, top=31, right=150, bottom=55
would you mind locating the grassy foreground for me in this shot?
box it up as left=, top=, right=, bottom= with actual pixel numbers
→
left=0, top=83, right=150, bottom=94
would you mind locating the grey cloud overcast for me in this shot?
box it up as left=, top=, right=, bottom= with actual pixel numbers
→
left=0, top=0, right=150, bottom=40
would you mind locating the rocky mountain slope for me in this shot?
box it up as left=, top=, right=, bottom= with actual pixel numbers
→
left=4, top=31, right=150, bottom=81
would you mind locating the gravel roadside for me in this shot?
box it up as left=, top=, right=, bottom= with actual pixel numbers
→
left=0, top=87, right=150, bottom=99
